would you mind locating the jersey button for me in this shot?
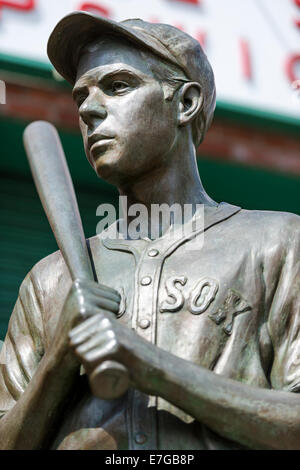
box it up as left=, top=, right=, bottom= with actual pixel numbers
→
left=148, top=249, right=159, bottom=257
left=141, top=276, right=152, bottom=286
left=135, top=432, right=147, bottom=445
left=139, top=319, right=151, bottom=329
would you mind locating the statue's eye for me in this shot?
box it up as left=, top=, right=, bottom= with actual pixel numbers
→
left=111, top=81, right=129, bottom=93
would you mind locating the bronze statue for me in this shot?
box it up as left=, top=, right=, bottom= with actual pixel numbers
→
left=0, top=11, right=300, bottom=450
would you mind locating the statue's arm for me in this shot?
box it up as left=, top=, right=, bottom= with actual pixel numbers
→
left=0, top=272, right=80, bottom=450
left=71, top=309, right=300, bottom=450
left=0, top=274, right=121, bottom=450
left=0, top=341, right=79, bottom=449
left=134, top=344, right=300, bottom=450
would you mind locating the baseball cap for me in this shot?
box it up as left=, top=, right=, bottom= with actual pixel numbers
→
left=47, top=12, right=216, bottom=141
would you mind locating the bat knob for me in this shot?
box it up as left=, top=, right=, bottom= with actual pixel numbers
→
left=89, top=360, right=130, bottom=400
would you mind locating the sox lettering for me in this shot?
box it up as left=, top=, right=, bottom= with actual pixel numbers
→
left=158, top=277, right=251, bottom=334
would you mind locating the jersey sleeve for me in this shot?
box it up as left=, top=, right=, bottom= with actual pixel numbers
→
left=0, top=270, right=45, bottom=417
left=267, top=214, right=300, bottom=392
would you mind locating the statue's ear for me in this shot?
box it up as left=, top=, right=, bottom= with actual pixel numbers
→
left=178, top=82, right=203, bottom=127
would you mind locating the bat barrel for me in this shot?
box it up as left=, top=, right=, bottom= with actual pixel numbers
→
left=23, top=121, right=129, bottom=400
left=23, top=121, right=94, bottom=281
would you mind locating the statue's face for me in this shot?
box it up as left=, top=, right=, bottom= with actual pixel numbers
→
left=73, top=37, right=178, bottom=185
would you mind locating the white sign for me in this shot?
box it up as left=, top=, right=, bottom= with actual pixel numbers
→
left=0, top=0, right=299, bottom=120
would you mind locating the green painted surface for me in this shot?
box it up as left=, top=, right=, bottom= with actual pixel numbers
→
left=199, top=158, right=300, bottom=215
left=215, top=101, right=300, bottom=139
left=0, top=52, right=70, bottom=90
left=0, top=114, right=299, bottom=339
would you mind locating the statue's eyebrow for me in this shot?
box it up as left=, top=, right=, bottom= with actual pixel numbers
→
left=99, top=68, right=142, bottom=81
left=72, top=84, right=88, bottom=100
left=73, top=67, right=144, bottom=97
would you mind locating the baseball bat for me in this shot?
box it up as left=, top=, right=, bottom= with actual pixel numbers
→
left=23, top=121, right=129, bottom=400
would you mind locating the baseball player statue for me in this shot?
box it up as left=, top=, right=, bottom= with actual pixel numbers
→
left=0, top=12, right=300, bottom=450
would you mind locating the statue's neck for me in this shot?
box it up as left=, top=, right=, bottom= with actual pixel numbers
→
left=118, top=138, right=216, bottom=211
left=117, top=140, right=217, bottom=238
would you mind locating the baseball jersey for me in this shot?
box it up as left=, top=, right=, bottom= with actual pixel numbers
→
left=0, top=202, right=300, bottom=450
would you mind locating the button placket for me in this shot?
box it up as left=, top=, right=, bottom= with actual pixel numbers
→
left=139, top=319, right=151, bottom=329
left=135, top=253, right=162, bottom=341
left=129, top=245, right=163, bottom=450
left=141, top=276, right=152, bottom=286
left=148, top=249, right=159, bottom=258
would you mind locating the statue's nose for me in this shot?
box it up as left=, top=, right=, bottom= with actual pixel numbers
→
left=79, top=91, right=108, bottom=128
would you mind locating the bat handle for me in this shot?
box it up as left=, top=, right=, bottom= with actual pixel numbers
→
left=83, top=248, right=130, bottom=400
left=89, top=360, right=130, bottom=400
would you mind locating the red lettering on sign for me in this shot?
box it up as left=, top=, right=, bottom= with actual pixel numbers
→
left=293, top=0, right=300, bottom=28
left=239, top=39, right=252, bottom=80
left=0, top=0, right=35, bottom=17
left=195, top=31, right=206, bottom=49
left=286, top=53, right=300, bottom=83
left=77, top=2, right=110, bottom=17
left=169, top=0, right=200, bottom=5
left=173, top=23, right=184, bottom=31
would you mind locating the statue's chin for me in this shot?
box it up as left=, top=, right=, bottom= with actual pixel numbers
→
left=94, top=156, right=125, bottom=186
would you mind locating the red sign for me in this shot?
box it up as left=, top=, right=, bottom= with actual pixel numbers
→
left=239, top=39, right=252, bottom=81
left=78, top=2, right=111, bottom=17
left=293, top=0, right=300, bottom=27
left=169, top=0, right=200, bottom=4
left=286, top=53, right=300, bottom=83
left=0, top=0, right=35, bottom=17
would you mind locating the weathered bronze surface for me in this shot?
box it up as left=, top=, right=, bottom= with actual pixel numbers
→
left=0, top=12, right=300, bottom=450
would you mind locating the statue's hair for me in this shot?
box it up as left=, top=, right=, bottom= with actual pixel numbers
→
left=140, top=49, right=216, bottom=147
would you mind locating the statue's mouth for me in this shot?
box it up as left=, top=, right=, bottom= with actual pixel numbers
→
left=89, top=135, right=115, bottom=156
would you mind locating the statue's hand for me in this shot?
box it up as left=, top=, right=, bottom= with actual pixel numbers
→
left=68, top=309, right=156, bottom=394
left=48, top=279, right=121, bottom=368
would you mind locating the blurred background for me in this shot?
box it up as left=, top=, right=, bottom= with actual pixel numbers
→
left=0, top=0, right=299, bottom=337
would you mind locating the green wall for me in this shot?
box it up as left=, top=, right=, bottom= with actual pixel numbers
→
left=0, top=115, right=299, bottom=338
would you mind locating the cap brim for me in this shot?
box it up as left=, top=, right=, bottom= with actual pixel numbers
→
left=47, top=11, right=178, bottom=85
